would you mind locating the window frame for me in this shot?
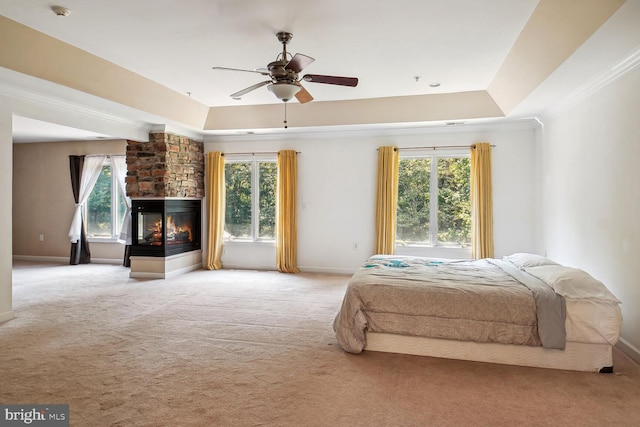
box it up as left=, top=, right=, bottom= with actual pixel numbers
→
left=224, top=155, right=277, bottom=244
left=396, top=149, right=471, bottom=250
left=85, top=157, right=126, bottom=242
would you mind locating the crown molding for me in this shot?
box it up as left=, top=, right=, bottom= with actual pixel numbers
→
left=203, top=117, right=541, bottom=144
left=546, top=44, right=640, bottom=117
left=149, top=124, right=204, bottom=142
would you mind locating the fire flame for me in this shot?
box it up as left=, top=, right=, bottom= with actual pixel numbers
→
left=166, top=215, right=193, bottom=244
left=146, top=215, right=193, bottom=245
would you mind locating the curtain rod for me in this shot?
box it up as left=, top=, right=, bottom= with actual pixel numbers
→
left=383, top=144, right=496, bottom=151
left=221, top=151, right=301, bottom=156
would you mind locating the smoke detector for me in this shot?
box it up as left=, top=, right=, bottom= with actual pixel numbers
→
left=51, top=6, right=71, bottom=17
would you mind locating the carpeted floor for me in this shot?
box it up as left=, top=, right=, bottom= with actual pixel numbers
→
left=2, top=261, right=640, bottom=426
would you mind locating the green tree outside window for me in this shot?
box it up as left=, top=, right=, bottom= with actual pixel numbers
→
left=397, top=155, right=470, bottom=247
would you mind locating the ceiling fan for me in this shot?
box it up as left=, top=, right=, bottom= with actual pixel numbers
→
left=212, top=32, right=358, bottom=104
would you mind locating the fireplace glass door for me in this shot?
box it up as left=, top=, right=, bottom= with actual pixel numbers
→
left=131, top=199, right=201, bottom=257
left=137, top=211, right=164, bottom=246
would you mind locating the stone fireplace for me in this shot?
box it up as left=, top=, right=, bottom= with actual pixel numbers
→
left=126, top=131, right=204, bottom=278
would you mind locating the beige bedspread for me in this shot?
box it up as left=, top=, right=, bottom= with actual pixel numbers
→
left=333, top=255, right=565, bottom=354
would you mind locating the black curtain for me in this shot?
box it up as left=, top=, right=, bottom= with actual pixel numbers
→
left=123, top=245, right=131, bottom=267
left=69, top=155, right=91, bottom=265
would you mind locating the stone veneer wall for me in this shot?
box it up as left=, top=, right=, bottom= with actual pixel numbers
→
left=126, top=132, right=204, bottom=198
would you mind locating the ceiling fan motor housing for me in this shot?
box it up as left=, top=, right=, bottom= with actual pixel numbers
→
left=268, top=61, right=298, bottom=83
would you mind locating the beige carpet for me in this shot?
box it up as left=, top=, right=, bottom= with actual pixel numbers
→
left=2, top=261, right=640, bottom=426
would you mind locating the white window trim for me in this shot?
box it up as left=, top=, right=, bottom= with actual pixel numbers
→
left=85, top=157, right=125, bottom=242
left=396, top=149, right=470, bottom=252
left=224, top=156, right=277, bottom=243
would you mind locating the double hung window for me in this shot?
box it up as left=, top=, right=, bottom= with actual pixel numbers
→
left=224, top=159, right=277, bottom=241
left=85, top=158, right=127, bottom=240
left=396, top=153, right=471, bottom=247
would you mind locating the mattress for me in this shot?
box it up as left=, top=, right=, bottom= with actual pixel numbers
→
left=565, top=298, right=622, bottom=344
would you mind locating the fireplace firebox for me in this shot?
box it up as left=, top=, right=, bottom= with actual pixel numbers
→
left=131, top=199, right=201, bottom=257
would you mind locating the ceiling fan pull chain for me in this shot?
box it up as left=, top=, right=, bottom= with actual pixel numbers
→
left=284, top=102, right=288, bottom=129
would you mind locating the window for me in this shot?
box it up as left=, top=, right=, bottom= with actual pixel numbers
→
left=225, top=160, right=277, bottom=241
left=396, top=154, right=471, bottom=247
left=85, top=159, right=127, bottom=239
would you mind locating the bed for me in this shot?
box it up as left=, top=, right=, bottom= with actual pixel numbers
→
left=333, top=253, right=622, bottom=372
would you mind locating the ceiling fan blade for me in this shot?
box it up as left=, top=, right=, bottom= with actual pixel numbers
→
left=294, top=83, right=313, bottom=104
left=302, top=74, right=358, bottom=87
left=212, top=66, right=270, bottom=76
left=230, top=80, right=271, bottom=99
left=285, top=53, right=315, bottom=72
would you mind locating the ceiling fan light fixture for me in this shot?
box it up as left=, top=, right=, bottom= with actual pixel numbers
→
left=268, top=83, right=301, bottom=102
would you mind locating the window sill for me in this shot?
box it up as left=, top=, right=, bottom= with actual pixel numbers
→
left=395, top=245, right=472, bottom=259
left=87, top=238, right=124, bottom=244
left=224, top=240, right=275, bottom=246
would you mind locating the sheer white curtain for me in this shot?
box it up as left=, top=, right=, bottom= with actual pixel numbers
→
left=110, top=155, right=131, bottom=244
left=68, top=155, right=106, bottom=243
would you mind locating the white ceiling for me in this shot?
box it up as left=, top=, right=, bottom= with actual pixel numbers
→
left=10, top=116, right=111, bottom=144
left=0, top=0, right=538, bottom=106
left=1, top=0, right=639, bottom=142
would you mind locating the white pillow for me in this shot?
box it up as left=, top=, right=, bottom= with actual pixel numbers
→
left=525, top=264, right=620, bottom=302
left=504, top=253, right=558, bottom=269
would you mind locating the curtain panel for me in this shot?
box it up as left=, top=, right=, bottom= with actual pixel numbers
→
left=205, top=152, right=225, bottom=270
left=470, top=142, right=494, bottom=259
left=68, top=155, right=90, bottom=265
left=110, top=155, right=132, bottom=266
left=68, top=155, right=106, bottom=264
left=68, top=155, right=106, bottom=244
left=375, top=146, right=399, bottom=255
left=276, top=150, right=299, bottom=273
left=110, top=155, right=131, bottom=244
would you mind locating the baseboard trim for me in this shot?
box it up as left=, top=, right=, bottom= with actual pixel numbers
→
left=13, top=255, right=122, bottom=265
left=13, top=255, right=67, bottom=264
left=298, top=266, right=357, bottom=275
left=206, top=262, right=356, bottom=275
left=220, top=263, right=278, bottom=272
left=616, top=338, right=640, bottom=365
left=0, top=310, right=16, bottom=324
left=89, top=258, right=122, bottom=265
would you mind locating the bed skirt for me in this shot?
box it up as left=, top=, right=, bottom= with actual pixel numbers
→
left=364, top=332, right=613, bottom=373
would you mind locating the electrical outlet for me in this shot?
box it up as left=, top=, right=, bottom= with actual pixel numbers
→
left=39, top=234, right=44, bottom=241
left=353, top=243, right=358, bottom=250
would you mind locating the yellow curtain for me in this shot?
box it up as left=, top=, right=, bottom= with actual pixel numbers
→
left=276, top=150, right=299, bottom=273
left=205, top=152, right=225, bottom=270
left=471, top=143, right=494, bottom=259
left=375, top=146, right=399, bottom=254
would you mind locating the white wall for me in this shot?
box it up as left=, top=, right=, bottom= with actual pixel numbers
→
left=0, top=100, right=14, bottom=323
left=541, top=65, right=640, bottom=361
left=205, top=122, right=540, bottom=274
